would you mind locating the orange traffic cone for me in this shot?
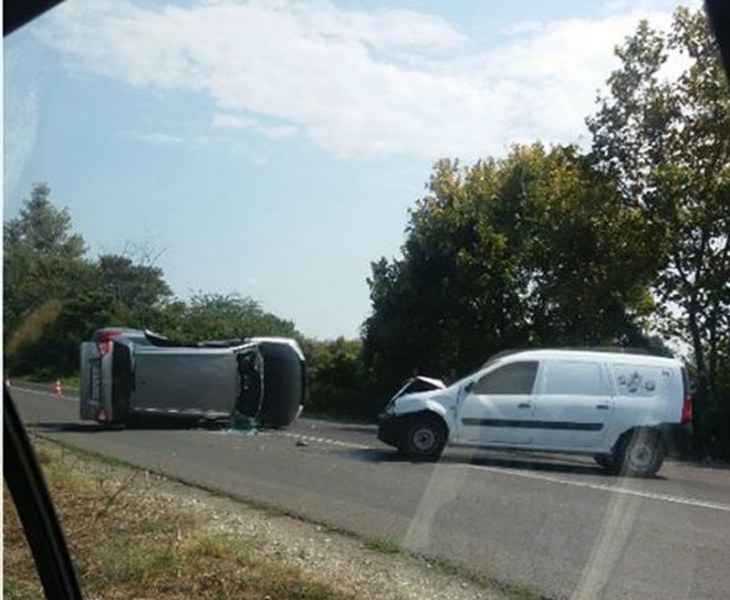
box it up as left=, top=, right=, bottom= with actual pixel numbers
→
left=53, top=379, right=62, bottom=396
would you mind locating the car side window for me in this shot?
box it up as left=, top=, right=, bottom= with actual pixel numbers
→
left=472, top=361, right=539, bottom=395
left=542, top=361, right=606, bottom=396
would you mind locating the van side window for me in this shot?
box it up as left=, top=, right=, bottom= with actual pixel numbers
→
left=543, top=361, right=604, bottom=395
left=472, top=361, right=538, bottom=395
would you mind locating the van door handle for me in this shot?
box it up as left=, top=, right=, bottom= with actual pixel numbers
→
left=596, top=404, right=610, bottom=410
left=517, top=402, right=532, bottom=409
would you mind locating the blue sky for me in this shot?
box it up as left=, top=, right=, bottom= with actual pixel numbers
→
left=4, top=0, right=688, bottom=339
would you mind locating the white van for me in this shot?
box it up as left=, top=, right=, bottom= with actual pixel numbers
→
left=377, top=349, right=692, bottom=477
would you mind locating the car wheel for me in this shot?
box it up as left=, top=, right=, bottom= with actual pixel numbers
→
left=398, top=414, right=447, bottom=462
left=616, top=430, right=665, bottom=477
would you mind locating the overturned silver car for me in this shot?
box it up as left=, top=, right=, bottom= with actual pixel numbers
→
left=79, top=328, right=306, bottom=428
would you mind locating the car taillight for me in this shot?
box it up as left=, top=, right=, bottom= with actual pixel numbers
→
left=96, top=330, right=122, bottom=356
left=680, top=367, right=692, bottom=424
left=681, top=393, right=692, bottom=424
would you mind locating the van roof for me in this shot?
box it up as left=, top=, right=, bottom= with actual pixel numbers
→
left=490, top=348, right=681, bottom=367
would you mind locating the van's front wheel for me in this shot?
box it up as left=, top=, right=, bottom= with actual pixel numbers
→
left=616, top=430, right=665, bottom=477
left=398, top=414, right=447, bottom=462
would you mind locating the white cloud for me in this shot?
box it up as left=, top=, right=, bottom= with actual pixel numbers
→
left=40, top=0, right=683, bottom=160
left=126, top=129, right=186, bottom=145
left=258, top=124, right=298, bottom=140
left=212, top=112, right=298, bottom=139
left=211, top=113, right=259, bottom=129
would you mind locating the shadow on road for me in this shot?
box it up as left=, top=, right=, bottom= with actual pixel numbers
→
left=343, top=448, right=407, bottom=463
left=456, top=453, right=607, bottom=477
left=30, top=422, right=118, bottom=434
left=340, top=447, right=668, bottom=480
left=29, top=417, right=228, bottom=434
left=333, top=424, right=378, bottom=434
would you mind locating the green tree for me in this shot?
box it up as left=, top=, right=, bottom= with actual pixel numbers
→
left=92, top=253, right=173, bottom=330
left=4, top=183, right=89, bottom=336
left=3, top=184, right=179, bottom=376
left=12, top=292, right=114, bottom=377
left=587, top=7, right=730, bottom=452
left=300, top=338, right=367, bottom=415
left=363, top=144, right=661, bottom=398
left=173, top=293, right=298, bottom=341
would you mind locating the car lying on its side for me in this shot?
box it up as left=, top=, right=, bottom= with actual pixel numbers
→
left=80, top=328, right=306, bottom=428
left=378, top=349, right=692, bottom=477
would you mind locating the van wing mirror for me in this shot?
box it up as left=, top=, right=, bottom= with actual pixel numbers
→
left=464, top=381, right=474, bottom=393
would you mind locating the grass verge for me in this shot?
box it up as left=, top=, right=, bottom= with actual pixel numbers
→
left=3, top=439, right=356, bottom=600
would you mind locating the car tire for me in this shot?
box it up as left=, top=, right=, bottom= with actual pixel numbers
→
left=398, top=413, right=447, bottom=462
left=615, top=430, right=665, bottom=477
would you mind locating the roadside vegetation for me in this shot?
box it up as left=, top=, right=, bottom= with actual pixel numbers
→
left=4, top=438, right=522, bottom=600
left=4, top=8, right=729, bottom=458
left=3, top=439, right=354, bottom=600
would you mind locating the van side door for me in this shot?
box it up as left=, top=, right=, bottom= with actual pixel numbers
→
left=533, top=359, right=613, bottom=449
left=456, top=361, right=539, bottom=445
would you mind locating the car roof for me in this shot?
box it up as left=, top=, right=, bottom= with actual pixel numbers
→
left=493, top=348, right=681, bottom=367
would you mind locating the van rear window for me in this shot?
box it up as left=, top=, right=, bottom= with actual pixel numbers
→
left=542, top=361, right=605, bottom=396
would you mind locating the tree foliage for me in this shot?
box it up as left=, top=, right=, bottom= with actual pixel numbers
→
left=300, top=338, right=368, bottom=416
left=3, top=186, right=299, bottom=377
left=588, top=7, right=730, bottom=451
left=95, top=254, right=172, bottom=316
left=171, top=293, right=298, bottom=341
left=4, top=184, right=89, bottom=335
left=363, top=144, right=660, bottom=395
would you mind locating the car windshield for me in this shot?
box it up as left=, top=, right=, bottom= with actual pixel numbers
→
left=4, top=2, right=730, bottom=600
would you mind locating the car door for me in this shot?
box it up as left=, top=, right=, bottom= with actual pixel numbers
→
left=457, top=360, right=540, bottom=445
left=533, top=359, right=613, bottom=449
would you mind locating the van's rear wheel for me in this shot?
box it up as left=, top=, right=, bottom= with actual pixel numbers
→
left=398, top=414, right=447, bottom=462
left=616, top=430, right=664, bottom=477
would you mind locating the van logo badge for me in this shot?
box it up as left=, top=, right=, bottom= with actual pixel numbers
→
left=627, top=370, right=642, bottom=393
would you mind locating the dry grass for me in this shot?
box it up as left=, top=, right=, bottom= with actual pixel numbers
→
left=3, top=440, right=356, bottom=600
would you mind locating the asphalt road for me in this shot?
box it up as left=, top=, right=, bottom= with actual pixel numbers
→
left=9, top=384, right=730, bottom=600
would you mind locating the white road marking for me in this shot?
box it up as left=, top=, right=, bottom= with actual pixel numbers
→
left=462, top=463, right=730, bottom=513
left=278, top=432, right=730, bottom=514
left=15, top=386, right=730, bottom=513
left=277, top=431, right=373, bottom=451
